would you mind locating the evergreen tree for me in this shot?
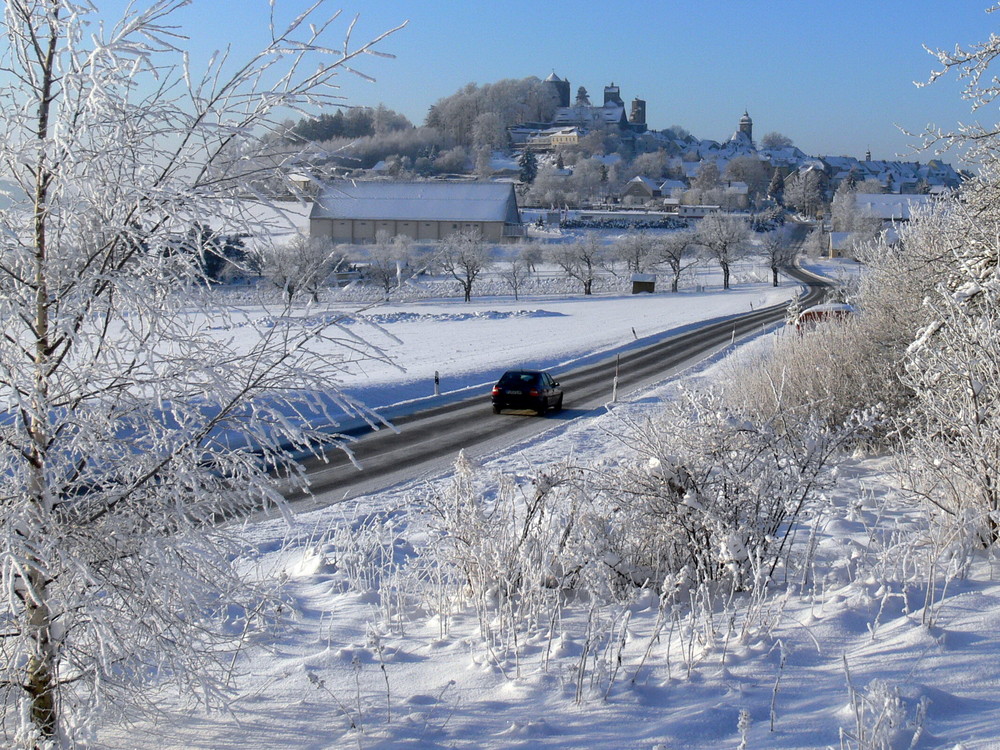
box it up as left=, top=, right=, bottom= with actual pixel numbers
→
left=519, top=150, right=539, bottom=184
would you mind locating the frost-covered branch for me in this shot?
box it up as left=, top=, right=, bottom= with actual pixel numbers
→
left=0, top=1, right=402, bottom=743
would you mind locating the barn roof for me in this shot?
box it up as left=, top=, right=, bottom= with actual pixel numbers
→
left=310, top=181, right=521, bottom=224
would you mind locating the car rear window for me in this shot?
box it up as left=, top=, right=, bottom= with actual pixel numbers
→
left=500, top=372, right=538, bottom=385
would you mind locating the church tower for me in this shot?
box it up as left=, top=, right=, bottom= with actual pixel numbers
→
left=739, top=111, right=753, bottom=140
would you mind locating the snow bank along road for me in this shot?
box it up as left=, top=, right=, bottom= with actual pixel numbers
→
left=289, top=263, right=831, bottom=508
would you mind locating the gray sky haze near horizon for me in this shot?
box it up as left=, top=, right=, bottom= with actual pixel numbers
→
left=170, top=1, right=999, bottom=162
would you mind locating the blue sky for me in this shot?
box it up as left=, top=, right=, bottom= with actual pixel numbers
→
left=172, top=1, right=995, bottom=161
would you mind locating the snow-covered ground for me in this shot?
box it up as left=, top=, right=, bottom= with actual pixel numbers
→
left=103, top=257, right=1000, bottom=750
left=317, top=273, right=795, bottom=417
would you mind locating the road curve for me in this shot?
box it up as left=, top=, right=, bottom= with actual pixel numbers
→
left=290, top=255, right=831, bottom=507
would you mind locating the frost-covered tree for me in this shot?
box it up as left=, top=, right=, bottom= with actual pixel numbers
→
left=916, top=8, right=1000, bottom=161
left=767, top=168, right=786, bottom=202
left=361, top=230, right=415, bottom=295
left=474, top=145, right=494, bottom=178
left=761, top=229, right=798, bottom=287
left=831, top=183, right=883, bottom=256
left=696, top=213, right=750, bottom=290
left=783, top=169, right=825, bottom=217
left=652, top=230, right=699, bottom=293
left=628, top=149, right=671, bottom=181
left=425, top=77, right=558, bottom=146
left=439, top=230, right=493, bottom=302
left=254, top=234, right=348, bottom=302
left=0, top=1, right=398, bottom=744
left=175, top=222, right=249, bottom=283
left=760, top=131, right=794, bottom=150
left=888, top=5, right=1000, bottom=544
left=614, top=231, right=655, bottom=274
left=499, top=257, right=531, bottom=300
left=691, top=160, right=722, bottom=192
left=724, top=156, right=771, bottom=204
left=902, top=171, right=1000, bottom=544
left=550, top=234, right=605, bottom=295
left=602, top=389, right=846, bottom=588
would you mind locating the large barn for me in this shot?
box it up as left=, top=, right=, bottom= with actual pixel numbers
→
left=309, top=181, right=524, bottom=244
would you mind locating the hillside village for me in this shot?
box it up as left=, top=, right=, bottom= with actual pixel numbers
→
left=291, top=73, right=964, bottom=201
left=508, top=72, right=963, bottom=202
left=282, top=72, right=966, bottom=264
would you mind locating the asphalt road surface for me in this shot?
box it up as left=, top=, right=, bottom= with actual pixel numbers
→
left=289, top=236, right=829, bottom=509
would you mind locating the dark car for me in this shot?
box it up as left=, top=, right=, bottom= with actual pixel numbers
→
left=491, top=370, right=563, bottom=415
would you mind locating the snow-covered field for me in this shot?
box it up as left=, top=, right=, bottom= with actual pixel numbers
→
left=103, top=258, right=1000, bottom=750
left=312, top=272, right=795, bottom=416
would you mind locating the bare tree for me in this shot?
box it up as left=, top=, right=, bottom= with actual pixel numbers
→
left=499, top=257, right=531, bottom=300
left=361, top=230, right=415, bottom=295
left=614, top=231, right=656, bottom=274
left=439, top=230, right=493, bottom=302
left=518, top=242, right=543, bottom=274
left=760, top=230, right=798, bottom=287
left=696, top=214, right=750, bottom=290
left=254, top=234, right=347, bottom=302
left=691, top=161, right=722, bottom=192
left=0, top=2, right=400, bottom=744
left=783, top=170, right=826, bottom=218
left=760, top=131, right=794, bottom=150
left=550, top=234, right=605, bottom=295
left=653, top=230, right=699, bottom=292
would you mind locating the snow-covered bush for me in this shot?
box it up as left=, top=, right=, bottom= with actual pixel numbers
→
left=901, top=169, right=1000, bottom=545
left=420, top=455, right=594, bottom=652
left=595, top=389, right=848, bottom=591
left=841, top=670, right=928, bottom=750
left=726, top=232, right=945, bottom=441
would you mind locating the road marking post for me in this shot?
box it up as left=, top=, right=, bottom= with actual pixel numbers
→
left=612, top=354, right=620, bottom=402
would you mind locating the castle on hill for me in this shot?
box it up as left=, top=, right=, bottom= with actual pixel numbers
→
left=510, top=72, right=962, bottom=195
left=544, top=73, right=647, bottom=133
left=508, top=73, right=649, bottom=150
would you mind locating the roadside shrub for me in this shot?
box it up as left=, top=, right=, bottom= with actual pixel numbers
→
left=725, top=233, right=946, bottom=442
left=593, top=389, right=849, bottom=591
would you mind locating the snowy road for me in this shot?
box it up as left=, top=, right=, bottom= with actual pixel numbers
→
left=288, top=262, right=829, bottom=508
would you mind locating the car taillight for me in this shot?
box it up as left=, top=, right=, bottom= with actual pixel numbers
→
left=492, top=386, right=500, bottom=395
left=528, top=388, right=539, bottom=397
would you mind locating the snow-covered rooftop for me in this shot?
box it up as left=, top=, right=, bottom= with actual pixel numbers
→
left=310, top=181, right=520, bottom=224
left=855, top=193, right=935, bottom=221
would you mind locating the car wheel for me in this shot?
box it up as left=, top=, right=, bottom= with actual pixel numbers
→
left=555, top=394, right=563, bottom=411
left=536, top=399, right=547, bottom=415
left=492, top=404, right=502, bottom=414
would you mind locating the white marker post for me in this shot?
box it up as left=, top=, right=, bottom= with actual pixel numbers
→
left=434, top=370, right=440, bottom=397
left=612, top=354, right=620, bottom=402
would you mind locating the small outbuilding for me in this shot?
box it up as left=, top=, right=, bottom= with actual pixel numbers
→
left=631, top=273, right=656, bottom=294
left=310, top=181, right=524, bottom=244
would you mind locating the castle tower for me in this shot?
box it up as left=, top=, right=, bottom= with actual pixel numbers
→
left=604, top=82, right=623, bottom=107
left=739, top=110, right=753, bottom=140
left=544, top=71, right=570, bottom=108
left=630, top=98, right=647, bottom=127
